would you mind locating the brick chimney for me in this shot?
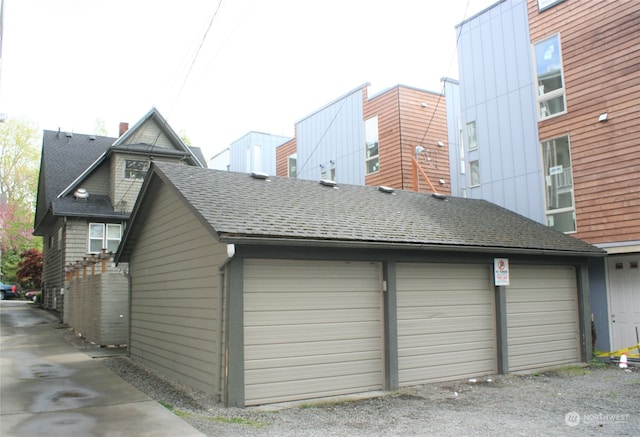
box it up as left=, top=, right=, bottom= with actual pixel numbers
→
left=119, top=122, right=129, bottom=137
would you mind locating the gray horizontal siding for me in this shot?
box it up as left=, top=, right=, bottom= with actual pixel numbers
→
left=129, top=182, right=226, bottom=398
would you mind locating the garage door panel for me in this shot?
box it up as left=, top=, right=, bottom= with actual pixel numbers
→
left=398, top=315, right=494, bottom=336
left=397, top=263, right=496, bottom=386
left=246, top=373, right=382, bottom=405
left=507, top=265, right=580, bottom=372
left=245, top=355, right=382, bottom=382
left=245, top=338, right=381, bottom=361
left=508, top=311, right=578, bottom=327
left=399, top=304, right=493, bottom=320
left=244, top=292, right=379, bottom=311
left=245, top=308, right=381, bottom=325
left=399, top=329, right=494, bottom=349
left=244, top=259, right=383, bottom=405
left=401, top=358, right=497, bottom=384
left=245, top=321, right=380, bottom=344
left=506, top=289, right=576, bottom=304
left=510, top=348, right=579, bottom=370
left=400, top=340, right=495, bottom=359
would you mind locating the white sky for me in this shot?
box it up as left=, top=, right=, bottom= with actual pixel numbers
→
left=1, top=0, right=497, bottom=160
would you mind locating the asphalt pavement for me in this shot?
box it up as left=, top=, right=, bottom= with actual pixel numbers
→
left=0, top=300, right=205, bottom=436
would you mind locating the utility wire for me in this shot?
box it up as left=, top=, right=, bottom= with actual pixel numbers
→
left=296, top=97, right=347, bottom=178
left=416, top=0, right=471, bottom=149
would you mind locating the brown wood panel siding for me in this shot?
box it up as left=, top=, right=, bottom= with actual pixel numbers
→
left=275, top=138, right=297, bottom=177
left=128, top=182, right=226, bottom=398
left=365, top=86, right=450, bottom=194
left=529, top=0, right=640, bottom=244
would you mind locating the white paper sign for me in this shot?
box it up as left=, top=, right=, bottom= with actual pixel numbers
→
left=494, top=258, right=510, bottom=286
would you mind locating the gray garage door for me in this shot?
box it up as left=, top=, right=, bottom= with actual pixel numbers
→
left=397, top=263, right=496, bottom=386
left=243, top=259, right=383, bottom=406
left=507, top=265, right=580, bottom=371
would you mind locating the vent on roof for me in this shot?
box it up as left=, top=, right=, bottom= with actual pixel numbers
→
left=378, top=186, right=395, bottom=194
left=65, top=132, right=73, bottom=138
left=319, top=179, right=337, bottom=187
left=250, top=171, right=270, bottom=180
left=74, top=188, right=89, bottom=201
left=431, top=193, right=447, bottom=200
left=89, top=135, right=96, bottom=141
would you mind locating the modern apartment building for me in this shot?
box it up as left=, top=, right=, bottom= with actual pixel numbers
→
left=276, top=83, right=450, bottom=194
left=447, top=0, right=639, bottom=354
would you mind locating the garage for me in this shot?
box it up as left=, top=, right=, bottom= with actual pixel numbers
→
left=243, top=259, right=384, bottom=406
left=396, top=263, right=496, bottom=385
left=506, top=265, right=580, bottom=371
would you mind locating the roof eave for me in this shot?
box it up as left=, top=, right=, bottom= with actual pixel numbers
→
left=218, top=234, right=607, bottom=257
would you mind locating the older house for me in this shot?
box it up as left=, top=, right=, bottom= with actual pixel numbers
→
left=116, top=162, right=603, bottom=407
left=33, top=108, right=205, bottom=342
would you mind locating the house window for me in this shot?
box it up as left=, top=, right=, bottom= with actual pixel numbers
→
left=466, top=121, right=477, bottom=151
left=288, top=154, right=297, bottom=178
left=469, top=160, right=480, bottom=187
left=365, top=116, right=379, bottom=174
left=542, top=136, right=575, bottom=233
left=89, top=223, right=122, bottom=254
left=124, top=160, right=148, bottom=180
left=534, top=34, right=566, bottom=120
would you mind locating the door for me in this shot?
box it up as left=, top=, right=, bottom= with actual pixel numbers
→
left=608, top=256, right=640, bottom=351
left=396, top=263, right=496, bottom=386
left=243, top=259, right=383, bottom=406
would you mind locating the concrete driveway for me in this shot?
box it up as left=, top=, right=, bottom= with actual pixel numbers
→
left=0, top=300, right=204, bottom=436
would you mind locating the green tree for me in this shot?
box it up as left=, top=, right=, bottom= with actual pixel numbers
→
left=0, top=118, right=42, bottom=279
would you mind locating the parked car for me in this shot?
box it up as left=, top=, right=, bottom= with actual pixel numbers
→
left=25, top=290, right=42, bottom=302
left=0, top=281, right=19, bottom=300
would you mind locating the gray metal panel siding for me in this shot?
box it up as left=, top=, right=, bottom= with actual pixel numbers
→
left=295, top=91, right=364, bottom=184
left=587, top=258, right=610, bottom=354
left=229, top=132, right=290, bottom=175
left=128, top=182, right=226, bottom=398
left=454, top=0, right=545, bottom=223
left=444, top=81, right=464, bottom=196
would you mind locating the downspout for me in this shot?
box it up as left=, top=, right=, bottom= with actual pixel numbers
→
left=218, top=243, right=235, bottom=403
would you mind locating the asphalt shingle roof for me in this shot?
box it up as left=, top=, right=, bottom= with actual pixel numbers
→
left=132, top=162, right=603, bottom=256
left=40, top=130, right=115, bottom=208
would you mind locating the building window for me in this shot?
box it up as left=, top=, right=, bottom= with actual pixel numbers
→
left=542, top=136, right=575, bottom=233
left=89, top=223, right=122, bottom=254
left=365, top=116, right=379, bottom=174
left=124, top=160, right=148, bottom=180
left=466, top=121, right=477, bottom=151
left=534, top=34, right=566, bottom=120
left=469, top=160, right=480, bottom=187
left=288, top=154, right=297, bottom=178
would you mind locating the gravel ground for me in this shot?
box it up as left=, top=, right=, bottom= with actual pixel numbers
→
left=64, top=329, right=639, bottom=437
